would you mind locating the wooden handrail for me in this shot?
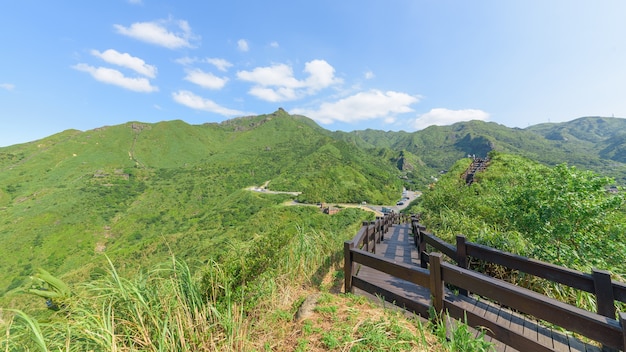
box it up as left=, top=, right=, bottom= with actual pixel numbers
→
left=465, top=240, right=596, bottom=292
left=433, top=254, right=624, bottom=350
left=413, top=220, right=626, bottom=307
left=352, top=248, right=430, bottom=287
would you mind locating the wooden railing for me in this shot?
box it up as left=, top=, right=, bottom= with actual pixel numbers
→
left=343, top=212, right=408, bottom=294
left=344, top=215, right=626, bottom=351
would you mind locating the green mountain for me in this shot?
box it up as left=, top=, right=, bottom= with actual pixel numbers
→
left=2, top=111, right=626, bottom=301
left=0, top=109, right=403, bottom=299
left=335, top=116, right=626, bottom=183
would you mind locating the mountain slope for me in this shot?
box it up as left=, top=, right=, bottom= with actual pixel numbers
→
left=0, top=110, right=402, bottom=298
left=3, top=112, right=626, bottom=300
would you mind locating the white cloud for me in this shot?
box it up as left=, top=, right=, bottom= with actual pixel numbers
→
left=303, top=60, right=341, bottom=91
left=291, top=90, right=419, bottom=124
left=128, top=0, right=142, bottom=4
left=413, top=108, right=490, bottom=130
left=184, top=69, right=228, bottom=90
left=0, top=83, right=15, bottom=91
left=248, top=86, right=298, bottom=102
left=238, top=64, right=300, bottom=87
left=91, top=49, right=156, bottom=78
left=236, top=60, right=342, bottom=102
left=205, top=58, right=232, bottom=72
left=114, top=19, right=197, bottom=49
left=270, top=41, right=279, bottom=48
left=73, top=63, right=158, bottom=92
left=175, top=56, right=197, bottom=65
left=237, top=39, right=249, bottom=52
left=365, top=71, right=375, bottom=79
left=172, top=90, right=244, bottom=116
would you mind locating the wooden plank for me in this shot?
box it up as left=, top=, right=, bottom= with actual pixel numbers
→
left=444, top=295, right=554, bottom=352
left=566, top=333, right=585, bottom=352
left=495, top=305, right=512, bottom=330
left=355, top=265, right=431, bottom=307
left=582, top=340, right=603, bottom=352
left=613, top=281, right=626, bottom=303
left=505, top=311, right=526, bottom=340
left=535, top=321, right=554, bottom=349
left=423, top=232, right=456, bottom=259
left=351, top=276, right=431, bottom=318
left=351, top=248, right=430, bottom=287
left=521, top=316, right=539, bottom=344
left=550, top=327, right=570, bottom=352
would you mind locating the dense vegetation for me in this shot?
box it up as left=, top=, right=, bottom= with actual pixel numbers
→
left=3, top=206, right=488, bottom=351
left=0, top=109, right=404, bottom=300
left=408, top=152, right=626, bottom=310
left=3, top=111, right=626, bottom=350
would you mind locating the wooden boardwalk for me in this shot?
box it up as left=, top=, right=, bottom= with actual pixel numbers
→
left=352, top=223, right=603, bottom=352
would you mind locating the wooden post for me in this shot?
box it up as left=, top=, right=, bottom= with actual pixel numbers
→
left=376, top=217, right=384, bottom=242
left=362, top=221, right=370, bottom=252
left=429, top=252, right=444, bottom=316
left=419, top=226, right=428, bottom=269
left=456, top=235, right=469, bottom=297
left=619, top=312, right=626, bottom=351
left=593, top=269, right=618, bottom=352
left=367, top=221, right=378, bottom=253
left=593, top=269, right=616, bottom=319
left=343, top=241, right=354, bottom=293
left=381, top=214, right=389, bottom=233
left=420, top=252, right=429, bottom=269
left=412, top=220, right=419, bottom=248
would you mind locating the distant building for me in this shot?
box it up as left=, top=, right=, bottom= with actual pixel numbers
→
left=320, top=203, right=341, bottom=215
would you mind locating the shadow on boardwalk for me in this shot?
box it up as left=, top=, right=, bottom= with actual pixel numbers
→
left=353, top=223, right=431, bottom=312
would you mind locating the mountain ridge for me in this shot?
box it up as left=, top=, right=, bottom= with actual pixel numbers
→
left=2, top=111, right=626, bottom=300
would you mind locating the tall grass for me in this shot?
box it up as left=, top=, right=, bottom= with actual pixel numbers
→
left=1, top=216, right=488, bottom=351
left=1, top=256, right=246, bottom=351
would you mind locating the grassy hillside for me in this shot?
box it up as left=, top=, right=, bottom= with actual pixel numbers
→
left=0, top=109, right=404, bottom=300
left=410, top=151, right=626, bottom=275
left=7, top=112, right=625, bottom=350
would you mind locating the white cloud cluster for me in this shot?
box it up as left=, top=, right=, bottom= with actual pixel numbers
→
left=413, top=108, right=490, bottom=130
left=0, top=83, right=15, bottom=91
left=91, top=49, right=157, bottom=78
left=172, top=90, right=244, bottom=116
left=73, top=63, right=158, bottom=92
left=237, top=60, right=342, bottom=102
left=175, top=57, right=233, bottom=72
left=114, top=19, right=198, bottom=49
left=292, top=90, right=419, bottom=124
left=237, top=39, right=249, bottom=52
left=206, top=58, right=232, bottom=72
left=184, top=69, right=228, bottom=90
left=74, top=49, right=158, bottom=92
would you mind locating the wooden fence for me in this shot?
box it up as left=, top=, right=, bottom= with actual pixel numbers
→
left=344, top=215, right=626, bottom=351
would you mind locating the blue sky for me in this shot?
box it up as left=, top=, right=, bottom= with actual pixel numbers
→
left=1, top=1, right=626, bottom=147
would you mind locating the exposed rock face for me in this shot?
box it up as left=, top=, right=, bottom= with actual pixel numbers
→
left=294, top=293, right=321, bottom=322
